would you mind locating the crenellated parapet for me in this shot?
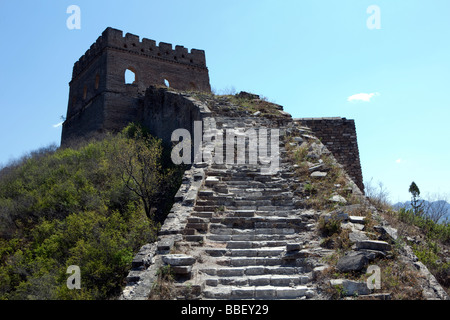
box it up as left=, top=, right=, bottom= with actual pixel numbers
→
left=72, top=27, right=207, bottom=80
left=62, top=27, right=211, bottom=146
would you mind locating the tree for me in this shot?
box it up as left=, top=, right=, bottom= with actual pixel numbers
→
left=409, top=181, right=424, bottom=216
left=423, top=193, right=450, bottom=224
left=114, top=125, right=176, bottom=221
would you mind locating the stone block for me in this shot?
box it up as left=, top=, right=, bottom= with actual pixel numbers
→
left=336, top=251, right=369, bottom=272
left=310, top=171, right=327, bottom=178
left=349, top=216, right=366, bottom=224
left=276, top=286, right=307, bottom=298
left=157, top=238, right=174, bottom=253
left=330, top=279, right=370, bottom=296
left=245, top=266, right=265, bottom=275
left=162, top=254, right=196, bottom=266
left=356, top=240, right=391, bottom=252
left=217, top=268, right=245, bottom=277
left=172, top=265, right=192, bottom=275
left=248, top=275, right=271, bottom=286
left=348, top=231, right=369, bottom=243
left=374, top=225, right=398, bottom=241
left=255, top=286, right=276, bottom=298
left=231, top=287, right=255, bottom=299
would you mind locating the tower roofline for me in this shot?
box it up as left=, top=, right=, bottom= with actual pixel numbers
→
left=71, top=27, right=208, bottom=80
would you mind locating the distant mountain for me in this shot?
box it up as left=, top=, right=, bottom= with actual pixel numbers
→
left=393, top=200, right=450, bottom=223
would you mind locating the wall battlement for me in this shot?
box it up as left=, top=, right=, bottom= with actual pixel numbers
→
left=72, top=27, right=207, bottom=80
left=62, top=27, right=211, bottom=145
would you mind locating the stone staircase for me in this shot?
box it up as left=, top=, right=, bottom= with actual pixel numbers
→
left=121, top=92, right=450, bottom=301
left=178, top=113, right=327, bottom=300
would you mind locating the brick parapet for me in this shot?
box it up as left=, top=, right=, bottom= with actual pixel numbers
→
left=295, top=117, right=364, bottom=193
left=72, top=27, right=207, bottom=80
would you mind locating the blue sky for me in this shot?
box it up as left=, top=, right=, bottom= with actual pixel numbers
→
left=0, top=0, right=449, bottom=203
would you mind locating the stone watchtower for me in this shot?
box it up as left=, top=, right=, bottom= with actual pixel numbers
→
left=61, top=27, right=211, bottom=144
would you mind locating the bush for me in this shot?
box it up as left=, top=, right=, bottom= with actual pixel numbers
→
left=0, top=126, right=183, bottom=300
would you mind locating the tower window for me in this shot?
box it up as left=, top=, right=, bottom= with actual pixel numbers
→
left=125, top=68, right=137, bottom=84
left=83, top=85, right=87, bottom=100
left=164, top=79, right=170, bottom=87
left=95, top=74, right=100, bottom=90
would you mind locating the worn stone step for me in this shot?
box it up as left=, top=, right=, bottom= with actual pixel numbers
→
left=209, top=226, right=297, bottom=236
left=256, top=205, right=296, bottom=211
left=200, top=266, right=302, bottom=277
left=187, top=217, right=209, bottom=223
left=228, top=210, right=255, bottom=217
left=210, top=216, right=305, bottom=229
left=198, top=190, right=214, bottom=197
left=205, top=274, right=309, bottom=287
left=210, top=216, right=305, bottom=224
left=202, top=285, right=310, bottom=299
left=207, top=233, right=298, bottom=242
left=194, top=206, right=217, bottom=212
left=192, top=211, right=214, bottom=218
left=195, top=199, right=234, bottom=206
left=217, top=257, right=284, bottom=267
left=185, top=222, right=208, bottom=231
left=225, top=240, right=288, bottom=249
left=205, top=247, right=284, bottom=257
left=184, top=235, right=204, bottom=242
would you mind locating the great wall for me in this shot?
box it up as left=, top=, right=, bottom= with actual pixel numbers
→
left=62, top=28, right=449, bottom=300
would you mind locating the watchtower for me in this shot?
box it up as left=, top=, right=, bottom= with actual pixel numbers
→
left=61, top=27, right=211, bottom=144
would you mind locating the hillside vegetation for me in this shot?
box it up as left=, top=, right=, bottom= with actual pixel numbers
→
left=364, top=182, right=450, bottom=295
left=0, top=124, right=183, bottom=300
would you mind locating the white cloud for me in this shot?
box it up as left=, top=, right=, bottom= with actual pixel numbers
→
left=395, top=158, right=402, bottom=164
left=347, top=92, right=379, bottom=102
left=53, top=121, right=63, bottom=128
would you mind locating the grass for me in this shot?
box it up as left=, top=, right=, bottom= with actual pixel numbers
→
left=285, top=135, right=354, bottom=211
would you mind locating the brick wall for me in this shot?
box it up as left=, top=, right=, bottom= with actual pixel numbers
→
left=296, top=117, right=364, bottom=193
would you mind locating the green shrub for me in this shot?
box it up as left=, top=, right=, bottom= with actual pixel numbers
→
left=0, top=125, right=183, bottom=300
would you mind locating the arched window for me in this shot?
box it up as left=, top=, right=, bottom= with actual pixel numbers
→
left=83, top=85, right=87, bottom=100
left=125, top=68, right=137, bottom=84
left=164, top=79, right=170, bottom=87
left=95, top=74, right=100, bottom=90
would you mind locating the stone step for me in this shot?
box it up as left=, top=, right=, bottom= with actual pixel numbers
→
left=205, top=274, right=309, bottom=287
left=202, top=285, right=310, bottom=299
left=193, top=206, right=217, bottom=212
left=183, top=235, right=205, bottom=242
left=185, top=222, right=208, bottom=231
left=200, top=266, right=303, bottom=277
left=217, top=257, right=285, bottom=267
left=207, top=234, right=298, bottom=242
left=204, top=247, right=284, bottom=257
left=187, top=217, right=209, bottom=223
left=209, top=220, right=305, bottom=231
left=227, top=210, right=255, bottom=217
left=225, top=240, right=289, bottom=249
left=209, top=226, right=297, bottom=236
left=192, top=211, right=214, bottom=218
left=210, top=216, right=305, bottom=225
